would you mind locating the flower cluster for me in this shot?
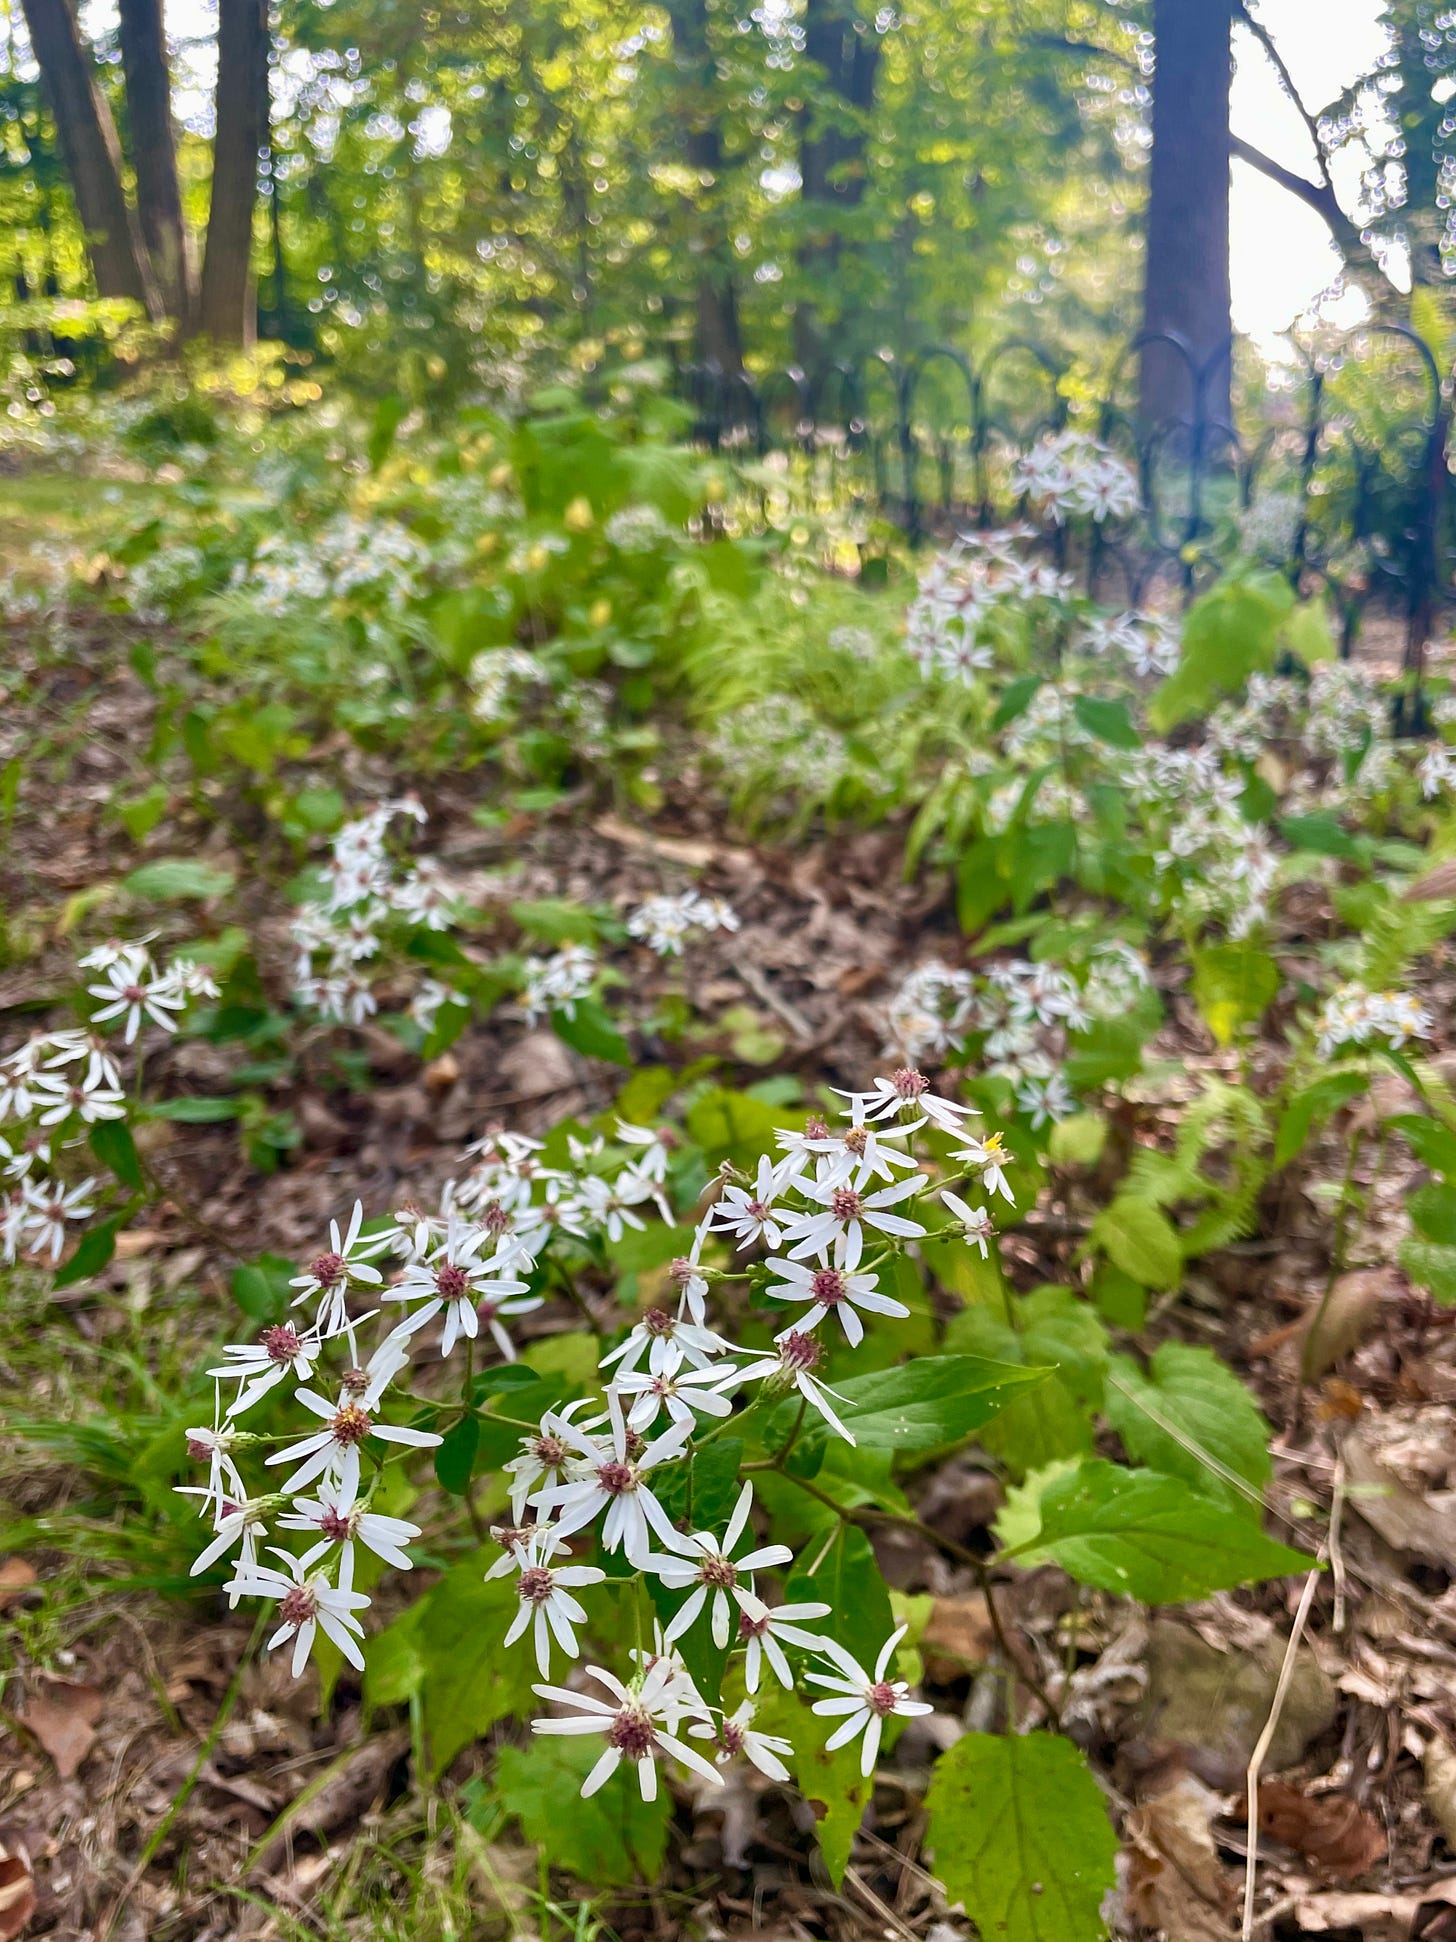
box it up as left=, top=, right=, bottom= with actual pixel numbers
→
left=1312, top=982, right=1433, bottom=1061
left=905, top=531, right=1072, bottom=685
left=627, top=892, right=740, bottom=958
left=521, top=943, right=598, bottom=1025
left=1, top=939, right=215, bottom=1265
left=234, top=514, right=433, bottom=618
left=191, top=1073, right=990, bottom=1795
left=1011, top=429, right=1142, bottom=525
left=289, top=800, right=463, bottom=1026
left=882, top=947, right=1149, bottom=1126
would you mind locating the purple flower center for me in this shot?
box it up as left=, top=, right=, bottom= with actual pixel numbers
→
left=518, top=1565, right=555, bottom=1605
left=278, top=1584, right=318, bottom=1626
left=607, top=1704, right=656, bottom=1758
left=261, top=1324, right=302, bottom=1364
left=319, top=1508, right=353, bottom=1542
left=891, top=1067, right=928, bottom=1099
left=780, top=1331, right=821, bottom=1372
left=829, top=1187, right=863, bottom=1221
left=436, top=1262, right=471, bottom=1301
left=699, top=1555, right=737, bottom=1590
left=867, top=1680, right=899, bottom=1717
left=330, top=1403, right=372, bottom=1445
left=809, top=1268, right=847, bottom=1307
left=310, top=1250, right=347, bottom=1288
left=643, top=1308, right=675, bottom=1336
left=596, top=1460, right=637, bottom=1496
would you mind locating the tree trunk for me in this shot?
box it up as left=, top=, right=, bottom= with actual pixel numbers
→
left=17, top=0, right=161, bottom=316
left=794, top=0, right=880, bottom=370
left=665, top=0, right=744, bottom=377
left=1141, top=0, right=1233, bottom=431
left=117, top=0, right=195, bottom=324
left=197, top=0, right=268, bottom=345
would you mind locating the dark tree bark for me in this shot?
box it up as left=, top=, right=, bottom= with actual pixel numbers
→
left=665, top=0, right=744, bottom=377
left=117, top=0, right=195, bottom=324
left=794, top=0, right=880, bottom=369
left=197, top=0, right=268, bottom=345
left=18, top=0, right=161, bottom=316
left=1141, top=0, right=1234, bottom=430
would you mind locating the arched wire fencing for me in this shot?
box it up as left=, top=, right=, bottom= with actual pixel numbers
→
left=677, top=325, right=1456, bottom=682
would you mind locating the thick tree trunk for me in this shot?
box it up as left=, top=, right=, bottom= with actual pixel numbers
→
left=197, top=0, right=268, bottom=345
left=794, top=0, right=880, bottom=369
left=117, top=0, right=195, bottom=324
left=18, top=0, right=161, bottom=316
left=1141, top=0, right=1233, bottom=431
left=665, top=0, right=744, bottom=377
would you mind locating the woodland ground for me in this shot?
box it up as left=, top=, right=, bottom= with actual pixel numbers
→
left=1, top=465, right=1455, bottom=1942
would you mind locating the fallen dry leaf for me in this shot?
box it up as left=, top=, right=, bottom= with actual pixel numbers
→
left=920, top=1594, right=996, bottom=1678
left=22, top=1680, right=105, bottom=1779
left=1250, top=1780, right=1388, bottom=1880
left=0, top=1840, right=35, bottom=1942
left=1138, top=1619, right=1336, bottom=1782
left=0, top=1560, right=36, bottom=1611
left=1293, top=1886, right=1456, bottom=1939
left=1423, top=1735, right=1456, bottom=1850
left=1125, top=1774, right=1235, bottom=1940
left=1402, top=856, right=1456, bottom=902
left=1300, top=1269, right=1392, bottom=1379
left=1344, top=1429, right=1456, bottom=1566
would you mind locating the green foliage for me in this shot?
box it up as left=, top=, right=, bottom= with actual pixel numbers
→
left=1013, top=1460, right=1315, bottom=1602
left=496, top=1739, right=672, bottom=1885
left=1147, top=574, right=1295, bottom=731
left=1104, top=1344, right=1272, bottom=1507
left=925, top=1732, right=1118, bottom=1942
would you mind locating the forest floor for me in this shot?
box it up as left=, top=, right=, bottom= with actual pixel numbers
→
left=2, top=532, right=1456, bottom=1942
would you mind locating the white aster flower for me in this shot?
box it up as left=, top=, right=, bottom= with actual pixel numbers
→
left=531, top=1656, right=722, bottom=1802
left=226, top=1548, right=372, bottom=1677
left=690, top=1699, right=793, bottom=1781
left=530, top=1392, right=694, bottom=1565
left=495, top=1527, right=606, bottom=1676
left=765, top=1230, right=909, bottom=1348
left=646, top=1482, right=791, bottom=1649
left=806, top=1624, right=933, bottom=1776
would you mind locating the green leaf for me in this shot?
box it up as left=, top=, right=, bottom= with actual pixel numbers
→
left=926, top=1731, right=1117, bottom=1942
left=123, top=858, right=236, bottom=901
left=434, top=1415, right=480, bottom=1496
left=54, top=1211, right=132, bottom=1289
left=511, top=898, right=600, bottom=945
left=1274, top=1072, right=1368, bottom=1167
left=1389, top=1114, right=1456, bottom=1175
left=946, top=1290, right=1106, bottom=1476
left=753, top=1683, right=871, bottom=1889
left=1148, top=572, right=1294, bottom=731
left=1023, top=1460, right=1315, bottom=1602
left=117, top=782, right=169, bottom=842
left=417, top=1558, right=539, bottom=1775
left=1399, top=1237, right=1456, bottom=1305
left=1105, top=1345, right=1271, bottom=1508
left=231, top=1254, right=294, bottom=1324
left=364, top=1601, right=428, bottom=1710
left=992, top=674, right=1041, bottom=729
left=1090, top=1195, right=1181, bottom=1290
left=496, top=1737, right=672, bottom=1885
left=1048, top=1113, right=1108, bottom=1168
left=823, top=1355, right=1051, bottom=1455
left=551, top=1000, right=631, bottom=1067
left=89, top=1119, right=144, bottom=1190
left=1190, top=943, right=1281, bottom=1046
left=1072, top=693, right=1140, bottom=749
left=1279, top=811, right=1361, bottom=861
left=786, top=1523, right=893, bottom=1665
left=651, top=1437, right=743, bottom=1534
left=1409, top=1182, right=1456, bottom=1246
left=148, top=1095, right=241, bottom=1123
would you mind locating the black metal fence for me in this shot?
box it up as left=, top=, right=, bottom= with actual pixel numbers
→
left=679, top=325, right=1456, bottom=672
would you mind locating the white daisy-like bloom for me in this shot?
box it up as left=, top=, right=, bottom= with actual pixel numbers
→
left=265, top=1367, right=441, bottom=1500
left=612, top=1347, right=737, bottom=1434
left=950, top=1130, right=1014, bottom=1204
left=530, top=1392, right=695, bottom=1565
left=178, top=1489, right=271, bottom=1580
left=848, top=1068, right=976, bottom=1135
left=577, top=1170, right=655, bottom=1244
left=20, top=1175, right=97, bottom=1263
left=599, top=1305, right=733, bottom=1381
left=690, top=1699, right=793, bottom=1781
left=765, top=1230, right=910, bottom=1348
left=806, top=1118, right=924, bottom=1193
left=29, top=1072, right=127, bottom=1127
left=646, top=1482, right=791, bottom=1649
left=1016, top=1070, right=1076, bottom=1129
left=281, top=1481, right=423, bottom=1583
left=494, top=1527, right=606, bottom=1676
left=711, top=1153, right=796, bottom=1250
left=78, top=934, right=157, bottom=973
left=225, top=1548, right=372, bottom=1677
left=721, top=1330, right=856, bottom=1444
left=939, top=1190, right=994, bottom=1259
left=386, top=1220, right=536, bottom=1359
left=210, top=1321, right=321, bottom=1418
left=86, top=957, right=188, bottom=1044
left=288, top=1202, right=386, bottom=1334
left=806, top=1624, right=933, bottom=1776
left=613, top=1120, right=679, bottom=1185
left=531, top=1655, right=723, bottom=1801
left=502, top=1401, right=603, bottom=1521
left=778, top=1170, right=926, bottom=1262
left=184, top=1387, right=247, bottom=1514
left=735, top=1596, right=834, bottom=1692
